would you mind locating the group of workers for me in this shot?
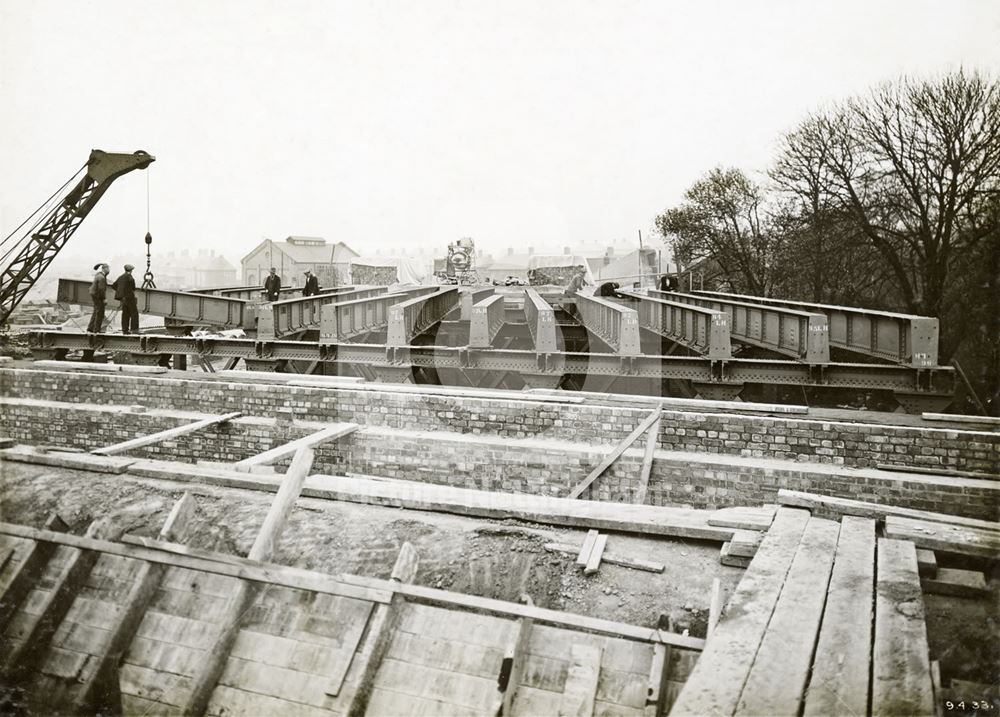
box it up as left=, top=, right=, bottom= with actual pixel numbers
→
left=87, top=262, right=139, bottom=334
left=563, top=268, right=681, bottom=300
left=263, top=267, right=320, bottom=301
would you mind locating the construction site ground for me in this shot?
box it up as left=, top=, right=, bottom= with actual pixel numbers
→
left=2, top=460, right=996, bottom=688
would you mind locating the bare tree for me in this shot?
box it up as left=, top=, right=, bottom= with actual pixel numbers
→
left=654, top=168, right=782, bottom=295
left=776, top=70, right=1000, bottom=317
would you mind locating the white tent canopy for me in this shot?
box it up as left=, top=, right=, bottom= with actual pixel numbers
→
left=350, top=256, right=428, bottom=286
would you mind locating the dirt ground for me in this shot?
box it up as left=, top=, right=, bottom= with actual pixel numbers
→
left=0, top=461, right=741, bottom=638
left=2, top=461, right=996, bottom=687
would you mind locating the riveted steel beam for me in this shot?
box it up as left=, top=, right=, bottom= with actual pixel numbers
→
left=574, top=294, right=641, bottom=356
left=386, top=287, right=461, bottom=347
left=318, top=286, right=438, bottom=342
left=694, top=290, right=938, bottom=368
left=654, top=290, right=829, bottom=364
left=621, top=290, right=731, bottom=360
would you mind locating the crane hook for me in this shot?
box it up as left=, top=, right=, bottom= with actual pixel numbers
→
left=142, top=231, right=156, bottom=289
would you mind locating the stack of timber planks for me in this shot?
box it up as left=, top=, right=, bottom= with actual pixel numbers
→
left=672, top=506, right=938, bottom=716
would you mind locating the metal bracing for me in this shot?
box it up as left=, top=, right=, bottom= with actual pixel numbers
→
left=573, top=294, right=642, bottom=356
left=621, top=291, right=732, bottom=360
left=386, top=287, right=461, bottom=347
left=523, top=288, right=561, bottom=353
left=693, top=290, right=939, bottom=367
left=468, top=294, right=506, bottom=348
left=319, top=286, right=438, bottom=342
left=459, top=286, right=496, bottom=320
left=27, top=330, right=956, bottom=400
left=56, top=278, right=256, bottom=330
left=652, top=291, right=830, bottom=364
left=258, top=287, right=389, bottom=339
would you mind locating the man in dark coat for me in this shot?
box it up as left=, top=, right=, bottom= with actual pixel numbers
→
left=658, top=274, right=679, bottom=292
left=302, top=270, right=320, bottom=297
left=86, top=263, right=110, bottom=333
left=598, top=281, right=625, bottom=299
left=112, top=264, right=139, bottom=335
left=264, top=267, right=281, bottom=301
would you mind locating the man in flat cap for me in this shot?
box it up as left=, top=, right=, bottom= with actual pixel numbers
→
left=112, top=264, right=139, bottom=335
left=86, top=262, right=110, bottom=333
left=302, top=269, right=320, bottom=297
left=264, top=267, right=281, bottom=301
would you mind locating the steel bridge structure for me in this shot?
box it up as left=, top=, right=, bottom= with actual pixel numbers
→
left=30, top=282, right=956, bottom=412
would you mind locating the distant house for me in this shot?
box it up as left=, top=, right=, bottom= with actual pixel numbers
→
left=241, top=237, right=359, bottom=288
left=154, top=250, right=239, bottom=289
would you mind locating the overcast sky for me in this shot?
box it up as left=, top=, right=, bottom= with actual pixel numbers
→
left=1, top=0, right=998, bottom=267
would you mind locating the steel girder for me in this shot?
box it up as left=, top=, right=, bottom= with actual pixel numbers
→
left=652, top=290, right=830, bottom=364
left=386, top=287, right=461, bottom=347
left=573, top=293, right=642, bottom=356
left=523, top=288, right=561, bottom=353
left=319, top=286, right=439, bottom=342
left=468, top=294, right=506, bottom=348
left=27, top=330, right=955, bottom=396
left=693, top=290, right=939, bottom=367
left=258, top=286, right=389, bottom=338
left=189, top=285, right=356, bottom=302
left=459, top=286, right=496, bottom=320
left=57, top=278, right=255, bottom=329
left=622, top=290, right=732, bottom=359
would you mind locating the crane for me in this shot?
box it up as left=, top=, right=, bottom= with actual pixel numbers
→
left=0, top=149, right=155, bottom=325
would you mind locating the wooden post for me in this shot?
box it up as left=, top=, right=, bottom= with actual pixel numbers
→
left=346, top=542, right=419, bottom=717
left=180, top=446, right=315, bottom=716
left=566, top=409, right=661, bottom=499
left=70, top=493, right=197, bottom=712
left=635, top=416, right=660, bottom=505
left=495, top=595, right=534, bottom=716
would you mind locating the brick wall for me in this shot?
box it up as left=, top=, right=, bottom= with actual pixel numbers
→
left=4, top=397, right=997, bottom=521
left=2, top=368, right=998, bottom=474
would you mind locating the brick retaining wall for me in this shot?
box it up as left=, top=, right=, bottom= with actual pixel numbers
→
left=4, top=397, right=997, bottom=521
left=2, top=368, right=998, bottom=473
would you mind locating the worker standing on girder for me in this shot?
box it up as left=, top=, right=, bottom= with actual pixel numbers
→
left=86, top=263, right=110, bottom=333
left=302, top=269, right=320, bottom=297
left=264, top=267, right=281, bottom=301
left=112, top=264, right=139, bottom=335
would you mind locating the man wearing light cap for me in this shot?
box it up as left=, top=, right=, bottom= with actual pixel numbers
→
left=112, top=263, right=139, bottom=335
left=302, top=269, right=320, bottom=297
left=86, top=263, right=110, bottom=333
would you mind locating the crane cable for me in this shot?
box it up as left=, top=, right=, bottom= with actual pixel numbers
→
left=141, top=169, right=155, bottom=289
left=0, top=163, right=88, bottom=268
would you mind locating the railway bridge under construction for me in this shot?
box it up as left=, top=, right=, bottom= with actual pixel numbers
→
left=29, top=277, right=955, bottom=413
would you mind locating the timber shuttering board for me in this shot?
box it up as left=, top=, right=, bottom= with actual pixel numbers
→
left=0, top=518, right=679, bottom=716
left=672, top=509, right=939, bottom=717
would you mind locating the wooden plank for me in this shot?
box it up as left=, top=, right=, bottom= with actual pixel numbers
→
left=877, top=462, right=1000, bottom=479
left=373, top=657, right=499, bottom=712
left=707, top=579, right=722, bottom=638
left=2, top=518, right=119, bottom=678
left=234, top=422, right=359, bottom=469
left=635, top=417, right=660, bottom=505
left=181, top=446, right=316, bottom=716
left=320, top=599, right=374, bottom=697
left=917, top=548, right=938, bottom=578
left=708, top=506, right=776, bottom=531
left=544, top=543, right=664, bottom=573
left=921, top=412, right=1000, bottom=425
left=0, top=447, right=136, bottom=474
left=873, top=538, right=935, bottom=716
left=496, top=596, right=533, bottom=716
left=0, top=514, right=68, bottom=633
left=0, top=523, right=389, bottom=605
left=719, top=541, right=751, bottom=568
left=342, top=542, right=419, bottom=715
left=566, top=409, right=661, bottom=499
left=884, top=515, right=1000, bottom=559
left=576, top=530, right=599, bottom=567
left=736, top=517, right=840, bottom=716
left=670, top=507, right=810, bottom=716
left=802, top=516, right=876, bottom=717
left=205, top=684, right=334, bottom=717
left=727, top=529, right=763, bottom=558
left=922, top=568, right=989, bottom=598
left=643, top=643, right=668, bottom=717
left=778, top=489, right=1000, bottom=533
left=558, top=643, right=602, bottom=717
left=131, top=461, right=736, bottom=542
left=91, top=412, right=241, bottom=455
left=70, top=492, right=198, bottom=712
left=583, top=535, right=608, bottom=576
